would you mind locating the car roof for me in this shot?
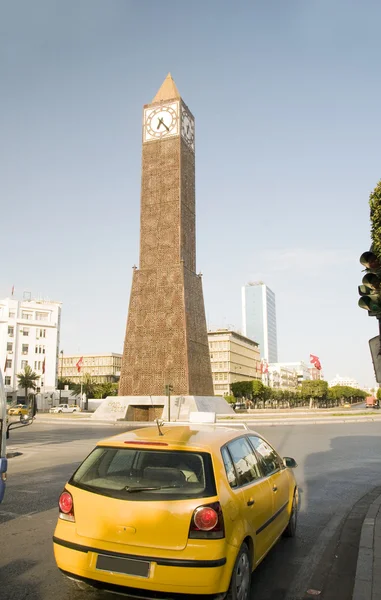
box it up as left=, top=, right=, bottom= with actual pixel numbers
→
left=97, top=425, right=258, bottom=452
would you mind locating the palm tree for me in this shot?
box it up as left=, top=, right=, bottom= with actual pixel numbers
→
left=17, top=365, right=39, bottom=406
left=71, top=373, right=98, bottom=409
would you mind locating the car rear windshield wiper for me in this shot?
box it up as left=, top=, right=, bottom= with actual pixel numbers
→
left=124, top=484, right=181, bottom=493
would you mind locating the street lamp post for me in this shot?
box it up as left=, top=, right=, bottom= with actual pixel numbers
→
left=59, top=350, right=64, bottom=402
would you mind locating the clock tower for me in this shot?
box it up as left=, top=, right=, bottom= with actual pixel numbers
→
left=119, top=74, right=214, bottom=397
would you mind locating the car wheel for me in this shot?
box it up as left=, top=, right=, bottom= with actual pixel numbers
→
left=226, top=542, right=251, bottom=600
left=283, top=492, right=297, bottom=538
left=58, top=410, right=62, bottom=413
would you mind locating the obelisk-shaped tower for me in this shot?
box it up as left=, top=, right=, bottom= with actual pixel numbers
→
left=119, top=74, right=214, bottom=397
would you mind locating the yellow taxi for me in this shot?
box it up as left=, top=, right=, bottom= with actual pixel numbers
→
left=53, top=425, right=298, bottom=600
left=8, top=404, right=29, bottom=416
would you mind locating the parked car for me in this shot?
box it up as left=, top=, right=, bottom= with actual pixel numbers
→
left=49, top=404, right=81, bottom=414
left=8, top=404, right=29, bottom=416
left=53, top=424, right=298, bottom=600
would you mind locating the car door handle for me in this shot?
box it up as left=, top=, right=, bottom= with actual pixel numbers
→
left=247, top=499, right=255, bottom=506
left=272, top=485, right=278, bottom=492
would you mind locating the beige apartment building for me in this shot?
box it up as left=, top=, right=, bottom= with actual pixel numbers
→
left=267, top=364, right=298, bottom=390
left=59, top=353, right=122, bottom=384
left=208, top=329, right=261, bottom=397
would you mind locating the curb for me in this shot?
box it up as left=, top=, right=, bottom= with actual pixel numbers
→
left=352, top=492, right=381, bottom=600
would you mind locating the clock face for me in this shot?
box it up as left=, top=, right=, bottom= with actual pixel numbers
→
left=144, top=102, right=179, bottom=142
left=181, top=106, right=195, bottom=151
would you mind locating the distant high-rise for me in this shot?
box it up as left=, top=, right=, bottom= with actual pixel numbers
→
left=241, top=282, right=278, bottom=363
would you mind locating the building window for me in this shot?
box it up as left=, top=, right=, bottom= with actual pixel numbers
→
left=8, top=326, right=14, bottom=337
left=5, top=376, right=11, bottom=385
left=5, top=359, right=12, bottom=369
left=6, top=342, right=13, bottom=352
left=23, top=327, right=29, bottom=336
left=36, top=328, right=46, bottom=338
left=34, top=361, right=38, bottom=369
left=36, top=312, right=49, bottom=322
left=22, top=312, right=33, bottom=320
left=21, top=360, right=28, bottom=369
left=9, top=311, right=15, bottom=318
left=22, top=344, right=29, bottom=355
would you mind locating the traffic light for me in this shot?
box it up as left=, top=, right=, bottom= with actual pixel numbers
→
left=358, top=251, right=381, bottom=316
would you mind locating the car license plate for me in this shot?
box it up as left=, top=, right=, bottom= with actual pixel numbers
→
left=96, top=554, right=150, bottom=578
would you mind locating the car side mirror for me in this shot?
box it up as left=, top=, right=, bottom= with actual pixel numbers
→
left=283, top=457, right=298, bottom=469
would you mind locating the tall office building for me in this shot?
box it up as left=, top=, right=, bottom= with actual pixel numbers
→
left=241, top=282, right=278, bottom=363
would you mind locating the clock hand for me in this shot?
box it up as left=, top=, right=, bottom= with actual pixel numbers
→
left=157, top=117, right=170, bottom=132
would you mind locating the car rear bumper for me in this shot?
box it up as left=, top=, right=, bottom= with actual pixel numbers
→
left=53, top=536, right=234, bottom=596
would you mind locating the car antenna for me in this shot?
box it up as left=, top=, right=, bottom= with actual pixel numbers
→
left=149, top=395, right=164, bottom=436
left=155, top=418, right=164, bottom=436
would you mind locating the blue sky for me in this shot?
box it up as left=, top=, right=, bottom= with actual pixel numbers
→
left=1, top=0, right=381, bottom=386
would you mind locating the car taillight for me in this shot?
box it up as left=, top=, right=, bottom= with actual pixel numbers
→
left=58, top=490, right=75, bottom=522
left=189, top=502, right=225, bottom=539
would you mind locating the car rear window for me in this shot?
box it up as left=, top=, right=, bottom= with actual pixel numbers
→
left=70, top=447, right=217, bottom=501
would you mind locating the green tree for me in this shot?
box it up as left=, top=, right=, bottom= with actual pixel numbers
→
left=231, top=381, right=253, bottom=399
left=377, top=388, right=381, bottom=400
left=301, top=380, right=328, bottom=407
left=57, top=377, right=75, bottom=390
left=17, top=365, right=39, bottom=405
left=370, top=180, right=381, bottom=261
left=71, top=373, right=98, bottom=408
left=94, top=382, right=118, bottom=399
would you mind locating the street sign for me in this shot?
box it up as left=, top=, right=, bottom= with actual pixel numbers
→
left=369, top=335, right=381, bottom=383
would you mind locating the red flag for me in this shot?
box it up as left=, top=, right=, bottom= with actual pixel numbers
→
left=261, top=360, right=269, bottom=374
left=310, top=354, right=322, bottom=370
left=76, top=357, right=83, bottom=373
left=42, top=357, right=46, bottom=374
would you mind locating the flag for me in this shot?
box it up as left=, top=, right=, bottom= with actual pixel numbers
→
left=261, top=360, right=269, bottom=374
left=310, top=354, right=322, bottom=370
left=42, top=357, right=46, bottom=374
left=11, top=285, right=14, bottom=296
left=76, top=357, right=83, bottom=373
left=3, top=355, right=7, bottom=373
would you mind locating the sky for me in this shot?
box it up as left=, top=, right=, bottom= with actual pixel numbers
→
left=1, top=0, right=381, bottom=387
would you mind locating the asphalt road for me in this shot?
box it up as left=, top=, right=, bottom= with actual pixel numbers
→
left=1, top=420, right=381, bottom=600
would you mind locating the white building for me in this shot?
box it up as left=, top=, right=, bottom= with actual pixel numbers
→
left=273, top=361, right=311, bottom=385
left=242, top=282, right=278, bottom=363
left=208, top=329, right=261, bottom=397
left=329, top=374, right=360, bottom=389
left=0, top=297, right=61, bottom=402
left=267, top=364, right=298, bottom=390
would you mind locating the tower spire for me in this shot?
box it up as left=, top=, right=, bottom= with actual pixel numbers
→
left=152, top=73, right=180, bottom=102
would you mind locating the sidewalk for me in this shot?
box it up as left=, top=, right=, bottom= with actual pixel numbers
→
left=353, top=492, right=381, bottom=600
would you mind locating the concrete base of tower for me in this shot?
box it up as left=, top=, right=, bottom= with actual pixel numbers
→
left=91, top=395, right=234, bottom=422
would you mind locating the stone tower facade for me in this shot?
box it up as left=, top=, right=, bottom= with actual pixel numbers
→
left=119, top=74, right=214, bottom=397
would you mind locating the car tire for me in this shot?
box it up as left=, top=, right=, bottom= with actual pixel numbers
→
left=58, top=410, right=62, bottom=413
left=226, top=542, right=251, bottom=600
left=283, top=492, right=297, bottom=538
